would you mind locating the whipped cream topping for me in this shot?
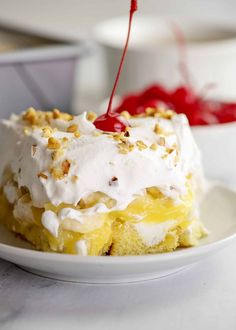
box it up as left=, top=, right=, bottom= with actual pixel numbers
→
left=0, top=111, right=203, bottom=211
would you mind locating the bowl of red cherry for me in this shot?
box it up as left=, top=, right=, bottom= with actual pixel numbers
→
left=100, top=84, right=236, bottom=187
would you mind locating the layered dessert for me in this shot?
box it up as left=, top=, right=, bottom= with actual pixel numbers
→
left=0, top=107, right=207, bottom=255
left=0, top=0, right=208, bottom=256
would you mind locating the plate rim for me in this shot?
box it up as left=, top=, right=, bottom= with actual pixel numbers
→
left=0, top=182, right=236, bottom=265
left=0, top=230, right=235, bottom=265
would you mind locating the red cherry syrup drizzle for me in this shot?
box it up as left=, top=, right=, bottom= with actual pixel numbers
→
left=94, top=0, right=138, bottom=132
left=114, top=22, right=236, bottom=126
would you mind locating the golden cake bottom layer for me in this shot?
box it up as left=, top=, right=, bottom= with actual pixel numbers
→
left=0, top=184, right=207, bottom=256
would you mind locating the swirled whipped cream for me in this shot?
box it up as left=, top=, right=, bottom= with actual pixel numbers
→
left=0, top=108, right=203, bottom=211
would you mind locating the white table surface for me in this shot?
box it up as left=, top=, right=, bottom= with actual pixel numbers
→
left=0, top=1, right=236, bottom=329
left=1, top=242, right=236, bottom=330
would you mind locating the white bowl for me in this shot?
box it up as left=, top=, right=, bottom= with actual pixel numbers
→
left=0, top=26, right=91, bottom=118
left=94, top=16, right=236, bottom=100
left=0, top=183, right=236, bottom=283
left=192, top=122, right=236, bottom=186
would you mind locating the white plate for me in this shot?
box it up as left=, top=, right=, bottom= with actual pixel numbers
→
left=0, top=184, right=236, bottom=284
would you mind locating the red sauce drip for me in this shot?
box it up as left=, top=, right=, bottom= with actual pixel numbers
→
left=114, top=84, right=236, bottom=126
left=93, top=112, right=127, bottom=132
left=94, top=0, right=137, bottom=132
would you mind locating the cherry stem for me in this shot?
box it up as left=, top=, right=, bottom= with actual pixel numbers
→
left=199, top=82, right=217, bottom=100
left=106, top=0, right=138, bottom=115
left=170, top=21, right=192, bottom=88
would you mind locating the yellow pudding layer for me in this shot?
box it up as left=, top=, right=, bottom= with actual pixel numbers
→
left=0, top=192, right=113, bottom=255
left=0, top=180, right=207, bottom=256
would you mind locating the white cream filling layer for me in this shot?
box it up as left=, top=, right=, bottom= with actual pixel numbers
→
left=41, top=210, right=60, bottom=237
left=3, top=181, right=20, bottom=204
left=134, top=220, right=177, bottom=247
left=75, top=239, right=88, bottom=256
left=40, top=204, right=110, bottom=238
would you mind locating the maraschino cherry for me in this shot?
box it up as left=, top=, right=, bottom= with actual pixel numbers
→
left=94, top=0, right=138, bottom=132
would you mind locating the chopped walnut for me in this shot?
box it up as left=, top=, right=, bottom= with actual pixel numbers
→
left=161, top=153, right=168, bottom=160
left=158, top=137, right=166, bottom=146
left=109, top=176, right=118, bottom=186
left=60, top=137, right=69, bottom=147
left=61, top=159, right=71, bottom=175
left=136, top=140, right=148, bottom=151
left=37, top=172, right=48, bottom=180
left=146, top=187, right=164, bottom=199
left=45, top=112, right=53, bottom=123
left=22, top=108, right=74, bottom=127
left=51, top=149, right=64, bottom=161
left=50, top=160, right=71, bottom=180
left=155, top=108, right=175, bottom=120
left=52, top=109, right=61, bottom=119
left=42, top=126, right=53, bottom=138
left=23, top=107, right=37, bottom=125
left=154, top=123, right=165, bottom=135
left=166, top=147, right=175, bottom=154
left=53, top=108, right=73, bottom=121
left=120, top=111, right=131, bottom=120
left=145, top=107, right=156, bottom=116
left=67, top=124, right=78, bottom=133
left=86, top=112, right=97, bottom=122
left=62, top=113, right=74, bottom=121
left=126, top=106, right=176, bottom=120
left=47, top=137, right=61, bottom=150
left=112, top=133, right=124, bottom=141
left=111, top=131, right=130, bottom=142
left=162, top=109, right=175, bottom=119
left=74, top=131, right=81, bottom=138
left=117, top=141, right=134, bottom=154
left=50, top=167, right=64, bottom=180
left=72, top=175, right=79, bottom=183
left=31, top=144, right=37, bottom=156
left=150, top=143, right=158, bottom=151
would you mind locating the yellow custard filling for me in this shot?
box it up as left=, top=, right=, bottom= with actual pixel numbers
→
left=0, top=180, right=207, bottom=256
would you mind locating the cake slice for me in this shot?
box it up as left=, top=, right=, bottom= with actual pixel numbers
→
left=0, top=107, right=207, bottom=255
